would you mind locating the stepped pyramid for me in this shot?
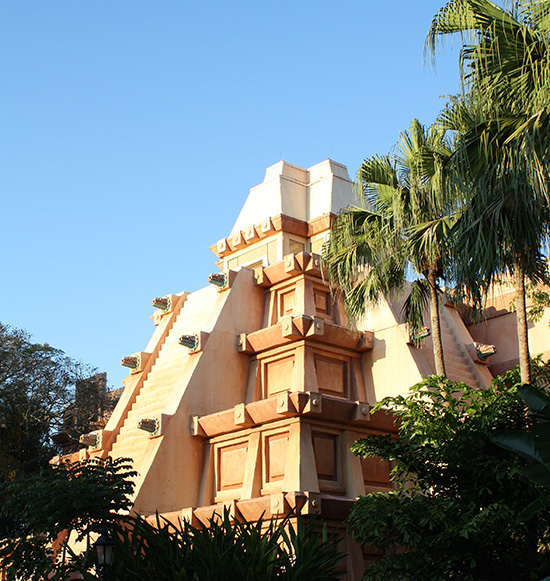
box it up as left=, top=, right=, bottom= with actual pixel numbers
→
left=62, top=159, right=513, bottom=579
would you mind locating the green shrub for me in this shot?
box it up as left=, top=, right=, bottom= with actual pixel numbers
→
left=101, top=508, right=345, bottom=581
left=347, top=368, right=550, bottom=580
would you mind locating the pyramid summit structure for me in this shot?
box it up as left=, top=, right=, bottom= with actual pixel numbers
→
left=229, top=159, right=356, bottom=235
left=56, top=159, right=550, bottom=579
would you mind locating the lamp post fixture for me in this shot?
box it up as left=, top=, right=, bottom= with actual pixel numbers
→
left=94, top=525, right=115, bottom=581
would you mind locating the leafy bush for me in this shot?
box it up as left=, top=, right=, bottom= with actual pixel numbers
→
left=347, top=368, right=550, bottom=581
left=0, top=456, right=136, bottom=581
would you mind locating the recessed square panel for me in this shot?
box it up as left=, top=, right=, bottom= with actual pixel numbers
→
left=314, top=289, right=330, bottom=316
left=218, top=442, right=248, bottom=491
left=280, top=290, right=295, bottom=318
left=315, top=356, right=347, bottom=397
left=265, top=356, right=294, bottom=397
left=289, top=239, right=305, bottom=255
left=361, top=456, right=391, bottom=486
left=265, top=432, right=289, bottom=482
left=312, top=432, right=338, bottom=481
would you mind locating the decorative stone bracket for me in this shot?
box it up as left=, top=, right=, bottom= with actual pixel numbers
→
left=467, top=342, right=497, bottom=364
left=208, top=270, right=238, bottom=292
left=152, top=296, right=171, bottom=311
left=208, top=272, right=227, bottom=290
left=297, top=491, right=322, bottom=515
left=179, top=331, right=210, bottom=354
left=409, top=326, right=430, bottom=345
left=137, top=414, right=172, bottom=437
left=79, top=432, right=98, bottom=448
left=138, top=417, right=158, bottom=434
left=476, top=342, right=497, bottom=361
left=121, top=351, right=151, bottom=375
left=150, top=294, right=180, bottom=325
left=79, top=429, right=112, bottom=451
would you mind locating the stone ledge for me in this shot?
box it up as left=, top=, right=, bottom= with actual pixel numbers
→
left=190, top=393, right=378, bottom=438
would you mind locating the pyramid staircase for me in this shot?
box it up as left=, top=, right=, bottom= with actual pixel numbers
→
left=110, top=287, right=220, bottom=468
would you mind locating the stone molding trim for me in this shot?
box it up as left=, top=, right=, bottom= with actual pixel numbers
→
left=210, top=214, right=335, bottom=258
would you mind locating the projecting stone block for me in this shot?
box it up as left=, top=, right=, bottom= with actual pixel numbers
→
left=254, top=268, right=271, bottom=287
left=304, top=253, right=322, bottom=276
left=284, top=254, right=301, bottom=276
left=234, top=404, right=254, bottom=427
left=357, top=331, right=374, bottom=351
left=276, top=391, right=297, bottom=416
left=281, top=316, right=302, bottom=339
left=303, top=392, right=322, bottom=414
left=243, top=225, right=259, bottom=243
left=230, top=230, right=246, bottom=250
left=301, top=491, right=322, bottom=515
left=121, top=351, right=150, bottom=375
left=270, top=493, right=288, bottom=515
left=260, top=218, right=274, bottom=235
left=216, top=238, right=230, bottom=256
left=351, top=402, right=370, bottom=423
left=236, top=333, right=254, bottom=354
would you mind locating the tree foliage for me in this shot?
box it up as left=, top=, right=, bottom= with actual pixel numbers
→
left=493, top=372, right=550, bottom=518
left=0, top=456, right=344, bottom=580
left=347, top=367, right=550, bottom=580
left=0, top=456, right=136, bottom=581
left=0, top=322, right=105, bottom=481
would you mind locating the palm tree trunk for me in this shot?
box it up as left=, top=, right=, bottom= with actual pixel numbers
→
left=514, top=266, right=532, bottom=384
left=428, top=271, right=446, bottom=377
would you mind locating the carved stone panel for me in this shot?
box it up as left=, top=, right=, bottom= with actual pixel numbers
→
left=279, top=289, right=295, bottom=319
left=313, top=288, right=331, bottom=319
left=264, top=355, right=294, bottom=397
left=217, top=441, right=248, bottom=492
left=314, top=355, right=348, bottom=398
left=265, top=431, right=289, bottom=483
left=361, top=455, right=391, bottom=487
left=312, top=431, right=338, bottom=481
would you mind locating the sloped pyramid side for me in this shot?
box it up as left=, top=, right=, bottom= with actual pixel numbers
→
left=107, top=269, right=264, bottom=513
left=360, top=292, right=493, bottom=402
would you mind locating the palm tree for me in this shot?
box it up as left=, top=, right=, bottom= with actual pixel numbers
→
left=427, top=0, right=550, bottom=383
left=325, top=120, right=454, bottom=376
left=439, top=96, right=549, bottom=383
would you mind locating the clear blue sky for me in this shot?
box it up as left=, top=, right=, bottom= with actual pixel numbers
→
left=1, top=1, right=461, bottom=389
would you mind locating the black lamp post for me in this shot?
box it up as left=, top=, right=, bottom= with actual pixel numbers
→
left=94, top=525, right=115, bottom=581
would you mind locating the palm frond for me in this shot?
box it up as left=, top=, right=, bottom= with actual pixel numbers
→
left=408, top=215, right=455, bottom=275
left=427, top=0, right=550, bottom=114
left=402, top=280, right=431, bottom=347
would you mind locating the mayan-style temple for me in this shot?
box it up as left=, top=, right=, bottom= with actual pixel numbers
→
left=62, top=159, right=550, bottom=578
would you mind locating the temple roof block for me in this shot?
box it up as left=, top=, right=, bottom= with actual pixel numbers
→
left=230, top=159, right=355, bottom=235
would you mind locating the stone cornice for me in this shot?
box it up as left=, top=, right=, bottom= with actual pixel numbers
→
left=237, top=315, right=373, bottom=355
left=210, top=213, right=334, bottom=258
left=191, top=392, right=397, bottom=439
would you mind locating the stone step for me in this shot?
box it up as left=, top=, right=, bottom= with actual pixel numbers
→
left=442, top=353, right=471, bottom=368
left=143, top=367, right=185, bottom=384
left=445, top=369, right=479, bottom=387
left=126, top=400, right=168, bottom=414
left=447, top=366, right=476, bottom=380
